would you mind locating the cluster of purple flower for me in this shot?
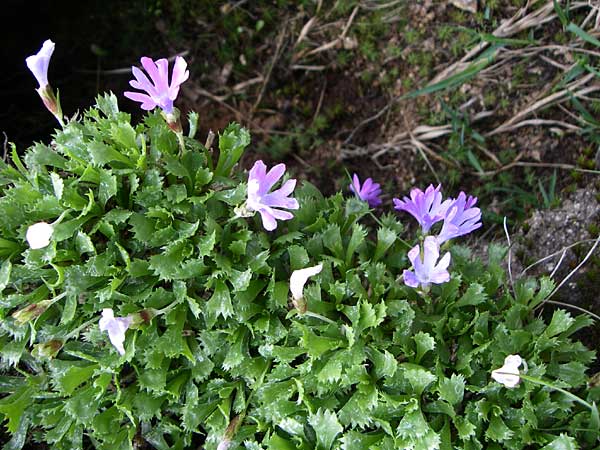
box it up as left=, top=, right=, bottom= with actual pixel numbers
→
left=245, top=168, right=481, bottom=291
left=349, top=176, right=482, bottom=291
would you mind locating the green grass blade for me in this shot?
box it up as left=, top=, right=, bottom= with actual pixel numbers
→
left=567, top=23, right=600, bottom=48
left=402, top=45, right=501, bottom=99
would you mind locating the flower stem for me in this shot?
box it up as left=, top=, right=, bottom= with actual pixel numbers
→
left=517, top=373, right=596, bottom=411
left=303, top=310, right=337, bottom=325
left=175, top=131, right=186, bottom=157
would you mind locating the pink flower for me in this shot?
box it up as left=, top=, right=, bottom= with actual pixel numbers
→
left=436, top=192, right=482, bottom=244
left=124, top=56, right=189, bottom=114
left=403, top=236, right=451, bottom=290
left=393, top=184, right=452, bottom=233
left=246, top=160, right=299, bottom=231
left=349, top=174, right=382, bottom=207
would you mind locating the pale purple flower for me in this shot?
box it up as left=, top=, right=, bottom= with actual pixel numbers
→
left=436, top=192, right=482, bottom=244
left=403, top=236, right=451, bottom=290
left=349, top=174, right=382, bottom=207
left=26, top=39, right=55, bottom=88
left=124, top=56, right=189, bottom=114
left=393, top=184, right=452, bottom=233
left=246, top=160, right=299, bottom=231
left=217, top=439, right=232, bottom=450
left=99, top=308, right=133, bottom=355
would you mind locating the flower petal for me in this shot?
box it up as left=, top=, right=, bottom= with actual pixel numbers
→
left=263, top=163, right=286, bottom=191
left=258, top=209, right=278, bottom=231
left=169, top=56, right=190, bottom=99
left=124, top=91, right=158, bottom=110
left=403, top=270, right=419, bottom=288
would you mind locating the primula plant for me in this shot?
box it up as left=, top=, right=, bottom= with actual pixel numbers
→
left=0, top=43, right=598, bottom=450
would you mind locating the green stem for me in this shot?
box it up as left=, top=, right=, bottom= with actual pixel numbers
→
left=367, top=211, right=384, bottom=227
left=64, top=317, right=97, bottom=340
left=222, top=358, right=273, bottom=446
left=518, top=373, right=596, bottom=411
left=496, top=371, right=597, bottom=412
left=176, top=131, right=186, bottom=157
left=303, top=310, right=337, bottom=325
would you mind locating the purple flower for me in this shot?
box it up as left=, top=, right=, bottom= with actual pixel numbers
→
left=246, top=160, right=299, bottom=231
left=349, top=174, right=382, bottom=207
left=26, top=39, right=55, bottom=89
left=403, top=236, right=451, bottom=290
left=99, top=308, right=133, bottom=355
left=393, top=184, right=452, bottom=233
left=124, top=56, right=189, bottom=114
left=436, top=192, right=482, bottom=244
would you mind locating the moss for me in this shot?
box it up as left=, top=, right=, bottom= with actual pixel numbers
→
left=565, top=183, right=577, bottom=194
left=484, top=92, right=498, bottom=107
left=405, top=28, right=420, bottom=45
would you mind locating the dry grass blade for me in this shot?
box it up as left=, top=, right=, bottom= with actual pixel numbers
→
left=295, top=16, right=317, bottom=47
left=298, top=5, right=359, bottom=59
left=429, top=1, right=590, bottom=85
left=487, top=74, right=600, bottom=136
left=519, top=238, right=600, bottom=276
left=252, top=26, right=288, bottom=114
left=534, top=234, right=600, bottom=312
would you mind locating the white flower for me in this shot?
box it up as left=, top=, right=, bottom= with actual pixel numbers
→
left=290, top=264, right=323, bottom=301
left=491, top=354, right=526, bottom=388
left=99, top=308, right=133, bottom=355
left=25, top=39, right=55, bottom=88
left=26, top=222, right=54, bottom=249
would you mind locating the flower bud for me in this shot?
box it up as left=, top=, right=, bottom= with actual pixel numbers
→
left=129, top=308, right=158, bottom=327
left=32, top=339, right=63, bottom=359
left=163, top=109, right=183, bottom=134
left=291, top=296, right=307, bottom=314
left=217, top=416, right=241, bottom=450
left=12, top=299, right=54, bottom=324
left=37, top=85, right=63, bottom=122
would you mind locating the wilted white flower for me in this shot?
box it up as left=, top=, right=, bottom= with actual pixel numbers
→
left=491, top=354, right=526, bottom=388
left=290, top=264, right=323, bottom=301
left=26, top=222, right=54, bottom=249
left=99, top=308, right=133, bottom=355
